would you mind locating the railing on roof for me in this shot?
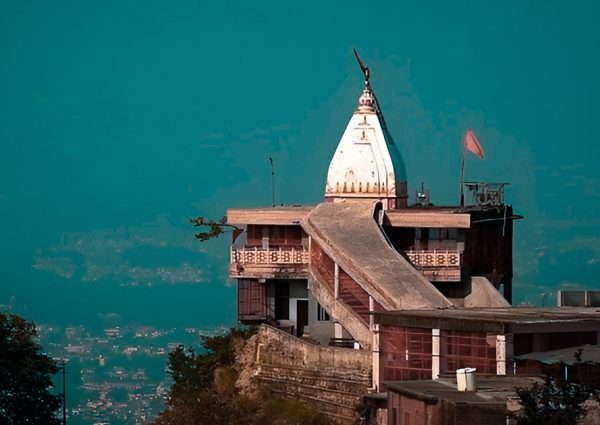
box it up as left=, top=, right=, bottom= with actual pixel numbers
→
left=231, top=247, right=310, bottom=265
left=463, top=182, right=508, bottom=206
left=405, top=250, right=461, bottom=268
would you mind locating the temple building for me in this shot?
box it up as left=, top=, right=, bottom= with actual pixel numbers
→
left=223, top=55, right=600, bottom=424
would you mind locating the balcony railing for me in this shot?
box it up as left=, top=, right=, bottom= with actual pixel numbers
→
left=405, top=249, right=461, bottom=282
left=231, top=247, right=310, bottom=265
left=405, top=250, right=461, bottom=268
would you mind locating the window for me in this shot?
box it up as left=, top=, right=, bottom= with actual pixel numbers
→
left=317, top=303, right=330, bottom=321
left=416, top=227, right=458, bottom=250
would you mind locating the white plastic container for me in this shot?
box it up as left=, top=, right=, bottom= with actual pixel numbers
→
left=456, top=368, right=477, bottom=392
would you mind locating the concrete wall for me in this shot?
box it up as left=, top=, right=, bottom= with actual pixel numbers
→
left=464, top=277, right=510, bottom=308
left=242, top=325, right=372, bottom=423
left=309, top=270, right=373, bottom=348
left=388, top=392, right=506, bottom=425
left=307, top=292, right=335, bottom=346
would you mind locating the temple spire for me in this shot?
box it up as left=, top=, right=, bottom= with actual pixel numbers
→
left=324, top=50, right=408, bottom=209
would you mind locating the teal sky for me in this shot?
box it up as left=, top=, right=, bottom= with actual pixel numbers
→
left=1, top=1, right=600, bottom=326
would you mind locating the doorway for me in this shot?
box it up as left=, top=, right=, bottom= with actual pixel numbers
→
left=296, top=300, right=308, bottom=337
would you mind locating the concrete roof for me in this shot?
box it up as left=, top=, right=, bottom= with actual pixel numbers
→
left=226, top=203, right=511, bottom=227
left=385, top=376, right=538, bottom=405
left=226, top=206, right=314, bottom=225
left=383, top=209, right=471, bottom=228
left=375, top=307, right=600, bottom=333
left=301, top=201, right=452, bottom=310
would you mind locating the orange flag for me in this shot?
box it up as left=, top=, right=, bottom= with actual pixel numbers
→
left=464, top=129, right=485, bottom=160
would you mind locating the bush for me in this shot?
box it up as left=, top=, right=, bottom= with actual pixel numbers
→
left=152, top=327, right=331, bottom=425
left=514, top=361, right=600, bottom=425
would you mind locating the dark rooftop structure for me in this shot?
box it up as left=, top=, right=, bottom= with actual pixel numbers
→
left=375, top=307, right=600, bottom=333
left=385, top=376, right=538, bottom=425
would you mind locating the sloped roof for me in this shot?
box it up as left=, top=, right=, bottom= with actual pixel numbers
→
left=301, top=201, right=452, bottom=310
left=514, top=344, right=600, bottom=365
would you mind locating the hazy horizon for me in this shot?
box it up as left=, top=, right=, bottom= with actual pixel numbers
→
left=1, top=0, right=600, bottom=334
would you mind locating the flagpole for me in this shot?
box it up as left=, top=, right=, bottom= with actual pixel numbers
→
left=460, top=140, right=465, bottom=208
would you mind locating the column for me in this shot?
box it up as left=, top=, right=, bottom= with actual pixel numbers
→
left=334, top=262, right=340, bottom=299
left=334, top=322, right=343, bottom=339
left=496, top=334, right=514, bottom=375
left=369, top=296, right=375, bottom=330
left=372, top=324, right=380, bottom=391
left=432, top=329, right=440, bottom=379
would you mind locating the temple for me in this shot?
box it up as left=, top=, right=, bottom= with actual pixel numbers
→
left=223, top=53, right=600, bottom=424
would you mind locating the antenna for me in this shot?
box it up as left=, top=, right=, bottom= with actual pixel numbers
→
left=269, top=157, right=275, bottom=207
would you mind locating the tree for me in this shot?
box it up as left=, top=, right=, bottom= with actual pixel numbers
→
left=190, top=216, right=241, bottom=242
left=514, top=360, right=600, bottom=425
left=152, top=328, right=332, bottom=425
left=166, top=327, right=254, bottom=403
left=0, top=312, right=61, bottom=424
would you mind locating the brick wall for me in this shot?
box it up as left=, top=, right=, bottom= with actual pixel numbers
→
left=339, top=268, right=370, bottom=323
left=311, top=241, right=335, bottom=292
left=441, top=330, right=496, bottom=376
left=380, top=326, right=433, bottom=381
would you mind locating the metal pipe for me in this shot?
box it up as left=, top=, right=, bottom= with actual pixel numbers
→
left=269, top=157, right=275, bottom=207
left=62, top=360, right=66, bottom=425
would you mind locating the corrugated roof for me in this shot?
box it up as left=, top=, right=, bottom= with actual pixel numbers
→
left=513, top=344, right=600, bottom=365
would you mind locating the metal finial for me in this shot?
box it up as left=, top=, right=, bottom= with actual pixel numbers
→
left=353, top=48, right=370, bottom=85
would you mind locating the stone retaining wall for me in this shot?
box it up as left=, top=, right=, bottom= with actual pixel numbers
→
left=238, top=325, right=372, bottom=423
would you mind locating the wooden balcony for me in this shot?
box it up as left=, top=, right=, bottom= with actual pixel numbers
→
left=405, top=249, right=461, bottom=282
left=230, top=247, right=309, bottom=279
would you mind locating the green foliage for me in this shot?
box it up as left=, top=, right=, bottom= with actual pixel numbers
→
left=0, top=312, right=62, bottom=424
left=258, top=396, right=332, bottom=425
left=190, top=216, right=238, bottom=242
left=153, top=327, right=332, bottom=425
left=154, top=389, right=331, bottom=425
left=201, top=327, right=253, bottom=365
left=165, top=346, right=213, bottom=403
left=514, top=362, right=600, bottom=425
left=165, top=327, right=255, bottom=403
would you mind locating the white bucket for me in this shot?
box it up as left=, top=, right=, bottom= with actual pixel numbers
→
left=456, top=368, right=477, bottom=392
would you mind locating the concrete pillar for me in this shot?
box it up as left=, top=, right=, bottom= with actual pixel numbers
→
left=334, top=262, right=340, bottom=299
left=372, top=324, right=380, bottom=391
left=432, top=329, right=440, bottom=379
left=496, top=335, right=506, bottom=375
left=334, top=322, right=343, bottom=339
left=496, top=334, right=514, bottom=375
left=585, top=290, right=590, bottom=307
